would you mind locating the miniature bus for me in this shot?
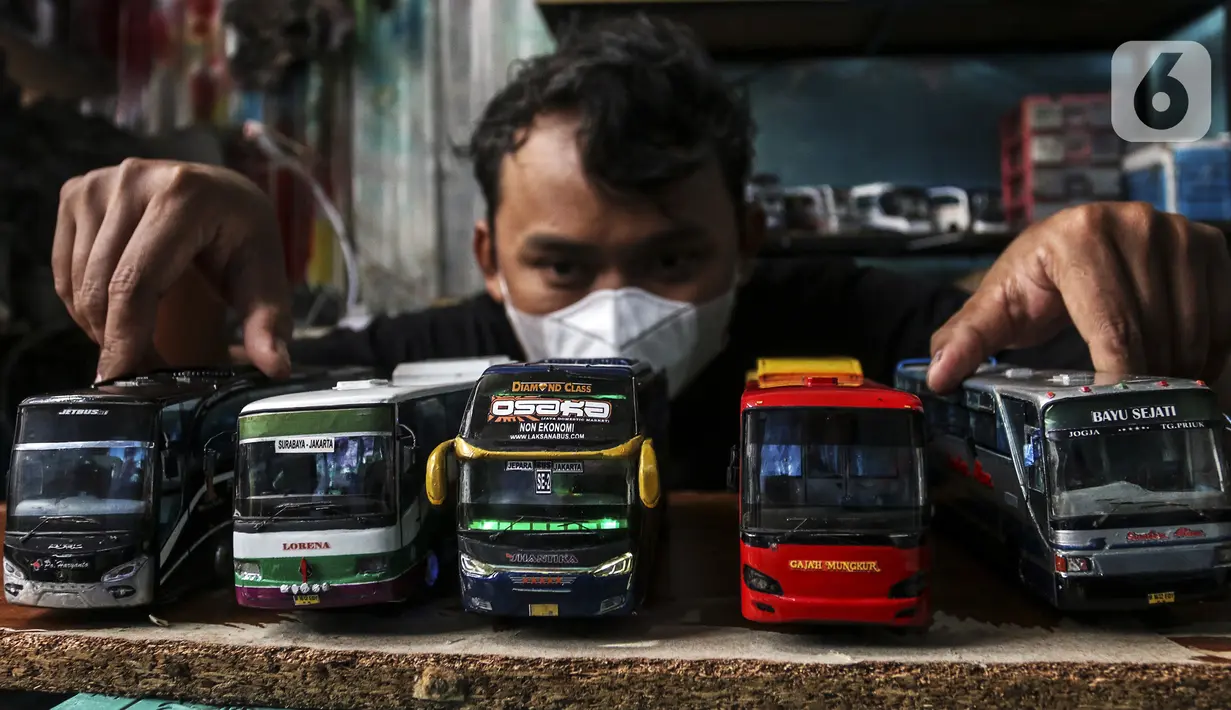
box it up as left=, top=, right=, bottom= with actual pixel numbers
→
left=3, top=367, right=363, bottom=609
left=231, top=357, right=507, bottom=610
left=734, top=358, right=932, bottom=629
left=894, top=361, right=1231, bottom=611
left=426, top=358, right=668, bottom=618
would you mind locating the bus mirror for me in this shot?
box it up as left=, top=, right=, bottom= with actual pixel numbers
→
left=639, top=439, right=661, bottom=509
left=204, top=449, right=218, bottom=479
left=425, top=440, right=454, bottom=506
left=725, top=444, right=738, bottom=493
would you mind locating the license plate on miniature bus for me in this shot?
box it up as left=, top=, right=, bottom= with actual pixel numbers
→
left=1148, top=591, right=1176, bottom=605
left=529, top=603, right=559, bottom=617
left=294, top=595, right=320, bottom=606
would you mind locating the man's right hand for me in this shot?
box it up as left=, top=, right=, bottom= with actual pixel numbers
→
left=53, top=158, right=293, bottom=380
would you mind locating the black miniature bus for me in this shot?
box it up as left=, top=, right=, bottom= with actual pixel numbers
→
left=426, top=358, right=669, bottom=617
left=3, top=366, right=367, bottom=609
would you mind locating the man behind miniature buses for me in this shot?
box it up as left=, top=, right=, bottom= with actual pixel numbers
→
left=51, top=15, right=1231, bottom=488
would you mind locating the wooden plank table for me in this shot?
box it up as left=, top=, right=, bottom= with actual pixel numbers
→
left=1, top=493, right=1229, bottom=709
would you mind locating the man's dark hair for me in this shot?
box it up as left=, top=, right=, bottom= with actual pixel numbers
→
left=468, top=14, right=755, bottom=229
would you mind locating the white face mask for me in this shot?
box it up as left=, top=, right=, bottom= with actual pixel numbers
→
left=501, top=279, right=737, bottom=398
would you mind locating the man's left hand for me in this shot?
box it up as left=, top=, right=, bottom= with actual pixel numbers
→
left=927, top=202, right=1231, bottom=392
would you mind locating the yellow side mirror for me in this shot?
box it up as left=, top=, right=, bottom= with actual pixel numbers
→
left=638, top=439, right=660, bottom=509
left=426, top=439, right=454, bottom=506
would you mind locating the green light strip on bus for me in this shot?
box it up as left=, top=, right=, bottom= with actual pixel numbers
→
left=467, top=519, right=627, bottom=532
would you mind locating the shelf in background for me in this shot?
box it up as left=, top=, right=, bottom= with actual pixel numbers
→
left=762, top=221, right=1231, bottom=258
left=760, top=230, right=1017, bottom=257
left=536, top=0, right=1224, bottom=60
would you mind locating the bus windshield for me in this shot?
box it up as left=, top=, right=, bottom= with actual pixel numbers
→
left=741, top=407, right=925, bottom=532
left=459, top=458, right=632, bottom=533
left=461, top=371, right=635, bottom=451
left=1043, top=393, right=1230, bottom=518
left=880, top=189, right=931, bottom=220
left=236, top=435, right=394, bottom=518
left=7, top=404, right=156, bottom=532
left=970, top=190, right=1005, bottom=222
left=8, top=445, right=150, bottom=530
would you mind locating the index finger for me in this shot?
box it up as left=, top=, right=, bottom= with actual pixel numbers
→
left=95, top=196, right=205, bottom=379
left=928, top=235, right=1146, bottom=391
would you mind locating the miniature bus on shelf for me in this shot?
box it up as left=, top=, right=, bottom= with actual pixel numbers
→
left=894, top=360, right=1231, bottom=611
left=231, top=357, right=508, bottom=610
left=733, top=358, right=932, bottom=629
left=426, top=358, right=668, bottom=618
left=3, top=367, right=366, bottom=609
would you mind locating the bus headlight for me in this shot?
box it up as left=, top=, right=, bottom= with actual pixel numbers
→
left=888, top=571, right=927, bottom=599
left=3, top=558, right=25, bottom=581
left=459, top=553, right=497, bottom=579
left=233, top=560, right=261, bottom=580
left=593, top=553, right=633, bottom=577
left=743, top=565, right=783, bottom=596
left=102, top=556, right=148, bottom=583
left=1215, top=546, right=1231, bottom=565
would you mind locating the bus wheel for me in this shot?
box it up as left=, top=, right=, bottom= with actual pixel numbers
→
left=424, top=551, right=440, bottom=588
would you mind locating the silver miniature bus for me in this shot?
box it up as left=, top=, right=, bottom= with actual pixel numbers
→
left=895, top=361, right=1231, bottom=611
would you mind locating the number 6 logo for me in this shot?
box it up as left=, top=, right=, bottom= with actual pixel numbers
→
left=1112, top=41, right=1212, bottom=143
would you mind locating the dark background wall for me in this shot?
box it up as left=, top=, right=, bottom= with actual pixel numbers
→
left=730, top=6, right=1227, bottom=188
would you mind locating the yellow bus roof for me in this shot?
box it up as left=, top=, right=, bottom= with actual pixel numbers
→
left=755, top=358, right=862, bottom=377
left=749, top=358, right=864, bottom=387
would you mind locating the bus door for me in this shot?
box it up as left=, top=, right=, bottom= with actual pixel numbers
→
left=399, top=396, right=448, bottom=545
left=156, top=399, right=198, bottom=545
left=396, top=402, right=422, bottom=544
left=1001, top=398, right=1047, bottom=546
left=924, top=393, right=972, bottom=506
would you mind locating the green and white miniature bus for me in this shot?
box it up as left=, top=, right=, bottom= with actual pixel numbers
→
left=231, top=358, right=508, bottom=609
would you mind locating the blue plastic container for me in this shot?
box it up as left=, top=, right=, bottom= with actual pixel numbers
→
left=1123, top=137, right=1231, bottom=221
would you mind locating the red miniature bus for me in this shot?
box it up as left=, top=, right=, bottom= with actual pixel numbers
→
left=731, top=358, right=932, bottom=630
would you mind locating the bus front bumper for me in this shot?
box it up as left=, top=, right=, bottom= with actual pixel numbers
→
left=235, top=570, right=419, bottom=610
left=3, top=565, right=155, bottom=609
left=461, top=571, right=635, bottom=618
left=1054, top=569, right=1230, bottom=611
left=741, top=589, right=930, bottom=627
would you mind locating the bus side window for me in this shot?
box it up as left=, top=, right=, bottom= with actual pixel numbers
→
left=413, top=398, right=448, bottom=462
left=441, top=389, right=470, bottom=435
left=946, top=399, right=969, bottom=438
left=197, top=390, right=268, bottom=463
left=160, top=398, right=200, bottom=446
left=971, top=411, right=1001, bottom=453
left=1023, top=425, right=1044, bottom=491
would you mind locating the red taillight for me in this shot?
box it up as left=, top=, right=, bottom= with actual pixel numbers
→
left=1159, top=380, right=1169, bottom=387
left=1054, top=555, right=1067, bottom=573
